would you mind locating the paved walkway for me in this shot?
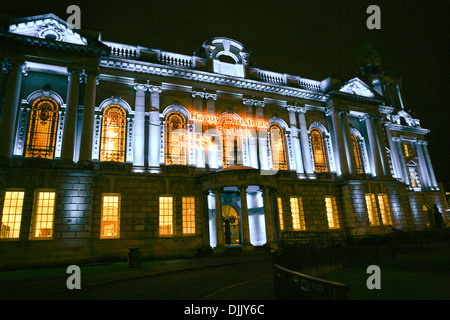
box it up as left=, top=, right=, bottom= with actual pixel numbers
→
left=0, top=250, right=272, bottom=300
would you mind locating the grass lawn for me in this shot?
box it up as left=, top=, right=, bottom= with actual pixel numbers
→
left=321, top=251, right=450, bottom=300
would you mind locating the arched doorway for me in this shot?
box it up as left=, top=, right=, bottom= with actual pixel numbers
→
left=222, top=205, right=241, bottom=246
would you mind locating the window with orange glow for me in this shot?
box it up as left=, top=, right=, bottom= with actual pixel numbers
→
left=25, top=97, right=59, bottom=159
left=219, top=113, right=243, bottom=168
left=310, top=128, right=328, bottom=173
left=351, top=133, right=364, bottom=174
left=1, top=191, right=24, bottom=239
left=165, top=112, right=187, bottom=165
left=31, top=191, right=55, bottom=239
left=290, top=196, right=305, bottom=231
left=378, top=194, right=392, bottom=226
left=100, top=195, right=120, bottom=238
left=100, top=105, right=127, bottom=162
left=277, top=197, right=284, bottom=231
left=182, top=196, right=195, bottom=235
left=159, top=196, right=173, bottom=236
left=365, top=193, right=379, bottom=226
left=325, top=196, right=339, bottom=229
left=269, top=124, right=288, bottom=171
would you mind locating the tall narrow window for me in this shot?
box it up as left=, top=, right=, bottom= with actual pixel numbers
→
left=100, top=105, right=127, bottom=162
left=25, top=97, right=59, bottom=159
left=1, top=191, right=25, bottom=239
left=159, top=196, right=173, bottom=236
left=277, top=197, right=284, bottom=231
left=100, top=194, right=120, bottom=238
left=165, top=112, right=187, bottom=165
left=290, top=196, right=305, bottom=231
left=182, top=196, right=195, bottom=235
left=351, top=133, right=364, bottom=174
left=408, top=168, right=420, bottom=188
left=378, top=194, right=392, bottom=226
left=365, top=193, right=379, bottom=226
left=30, top=191, right=56, bottom=239
left=310, top=128, right=328, bottom=173
left=325, top=196, right=339, bottom=229
left=269, top=124, right=288, bottom=170
left=403, top=142, right=412, bottom=157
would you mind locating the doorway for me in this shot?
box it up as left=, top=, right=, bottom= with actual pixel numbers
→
left=222, top=205, right=241, bottom=246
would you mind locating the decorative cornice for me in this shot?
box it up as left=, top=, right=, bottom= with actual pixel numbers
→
left=99, top=57, right=327, bottom=102
left=243, top=98, right=264, bottom=107
left=388, top=123, right=430, bottom=135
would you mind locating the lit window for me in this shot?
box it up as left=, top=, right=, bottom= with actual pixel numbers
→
left=277, top=197, right=284, bottom=231
left=325, top=196, right=339, bottom=229
left=378, top=194, right=392, bottom=226
left=165, top=112, right=187, bottom=165
left=1, top=191, right=25, bottom=239
left=290, top=196, right=305, bottom=231
left=182, top=196, right=195, bottom=235
left=100, top=105, right=127, bottom=162
left=25, top=97, right=59, bottom=159
left=365, top=193, right=379, bottom=226
left=351, top=133, right=364, bottom=174
left=159, top=196, right=173, bottom=236
left=310, top=128, right=328, bottom=173
left=269, top=124, right=288, bottom=171
left=219, top=113, right=244, bottom=168
left=100, top=195, right=120, bottom=238
left=403, top=142, right=412, bottom=157
left=408, top=168, right=420, bottom=188
left=31, top=191, right=56, bottom=239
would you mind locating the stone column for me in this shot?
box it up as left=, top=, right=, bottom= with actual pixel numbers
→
left=240, top=185, right=252, bottom=250
left=340, top=110, right=358, bottom=175
left=420, top=141, right=438, bottom=189
left=79, top=71, right=98, bottom=163
left=61, top=68, right=81, bottom=163
left=415, top=140, right=431, bottom=189
left=192, top=91, right=204, bottom=168
left=297, top=107, right=313, bottom=174
left=287, top=106, right=304, bottom=174
left=385, top=125, right=402, bottom=180
left=255, top=103, right=269, bottom=171
left=205, top=93, right=218, bottom=168
left=148, top=85, right=162, bottom=170
left=329, top=107, right=349, bottom=175
left=244, top=102, right=258, bottom=169
left=374, top=116, right=392, bottom=178
left=214, top=188, right=224, bottom=251
left=262, top=186, right=277, bottom=249
left=364, top=114, right=383, bottom=177
left=0, top=60, right=23, bottom=160
left=393, top=137, right=410, bottom=186
left=132, top=83, right=147, bottom=170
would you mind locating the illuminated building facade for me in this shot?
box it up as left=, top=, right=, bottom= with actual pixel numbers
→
left=0, top=14, right=447, bottom=269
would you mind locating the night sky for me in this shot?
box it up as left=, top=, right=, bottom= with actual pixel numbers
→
left=1, top=0, right=449, bottom=190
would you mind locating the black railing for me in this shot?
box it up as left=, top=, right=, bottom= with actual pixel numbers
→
left=273, top=263, right=349, bottom=300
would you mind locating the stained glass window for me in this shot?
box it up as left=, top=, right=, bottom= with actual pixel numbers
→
left=310, top=128, right=328, bottom=173
left=100, top=105, right=127, bottom=162
left=269, top=124, right=288, bottom=171
left=351, top=133, right=364, bottom=174
left=25, top=97, right=59, bottom=159
left=165, top=112, right=187, bottom=165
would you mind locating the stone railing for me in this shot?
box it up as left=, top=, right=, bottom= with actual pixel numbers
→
left=103, top=41, right=140, bottom=59
left=159, top=51, right=195, bottom=68
left=257, top=70, right=287, bottom=85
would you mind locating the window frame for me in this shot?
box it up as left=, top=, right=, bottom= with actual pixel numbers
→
left=99, top=104, right=127, bottom=163
left=310, top=128, right=329, bottom=173
left=30, top=190, right=56, bottom=240
left=159, top=195, right=174, bottom=236
left=182, top=196, right=196, bottom=235
left=0, top=189, right=25, bottom=240
left=100, top=193, right=121, bottom=239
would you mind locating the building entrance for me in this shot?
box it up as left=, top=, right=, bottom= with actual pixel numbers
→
left=222, top=205, right=241, bottom=246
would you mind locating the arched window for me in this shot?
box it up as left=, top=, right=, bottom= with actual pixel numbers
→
left=219, top=112, right=244, bottom=168
left=310, top=128, right=328, bottom=173
left=165, top=111, right=187, bottom=165
left=351, top=133, right=364, bottom=174
left=269, top=124, right=288, bottom=170
left=100, top=105, right=127, bottom=162
left=25, top=97, right=59, bottom=159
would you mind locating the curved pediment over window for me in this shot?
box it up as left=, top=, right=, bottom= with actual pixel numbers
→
left=202, top=37, right=251, bottom=78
